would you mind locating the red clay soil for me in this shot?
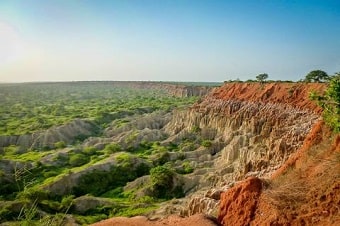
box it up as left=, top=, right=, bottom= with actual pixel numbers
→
left=210, top=82, right=326, bottom=113
left=91, top=214, right=218, bottom=226
left=217, top=122, right=340, bottom=225
left=218, top=177, right=262, bottom=226
left=253, top=134, right=340, bottom=225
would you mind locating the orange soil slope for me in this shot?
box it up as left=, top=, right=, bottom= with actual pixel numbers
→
left=218, top=122, right=340, bottom=226
left=210, top=82, right=326, bottom=113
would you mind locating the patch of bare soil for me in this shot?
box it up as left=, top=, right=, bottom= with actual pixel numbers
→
left=218, top=177, right=262, bottom=225
left=210, top=82, right=326, bottom=113
left=91, top=214, right=218, bottom=226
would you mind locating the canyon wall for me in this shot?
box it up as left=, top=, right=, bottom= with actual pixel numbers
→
left=0, top=119, right=97, bottom=152
left=161, top=82, right=326, bottom=217
left=92, top=82, right=331, bottom=226
left=110, top=81, right=214, bottom=97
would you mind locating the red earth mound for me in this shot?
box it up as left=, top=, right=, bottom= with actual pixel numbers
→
left=211, top=82, right=326, bottom=113
left=218, top=177, right=262, bottom=225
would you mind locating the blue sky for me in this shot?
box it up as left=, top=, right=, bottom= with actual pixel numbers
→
left=0, top=0, right=339, bottom=82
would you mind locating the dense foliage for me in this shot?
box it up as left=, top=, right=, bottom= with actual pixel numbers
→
left=0, top=82, right=201, bottom=225
left=256, top=73, right=268, bottom=82
left=0, top=82, right=197, bottom=135
left=304, top=70, right=329, bottom=82
left=310, top=73, right=340, bottom=132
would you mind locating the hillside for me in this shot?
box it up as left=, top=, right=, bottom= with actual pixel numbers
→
left=1, top=81, right=339, bottom=225
left=91, top=81, right=339, bottom=225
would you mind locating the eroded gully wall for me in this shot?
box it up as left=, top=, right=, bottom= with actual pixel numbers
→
left=162, top=82, right=325, bottom=216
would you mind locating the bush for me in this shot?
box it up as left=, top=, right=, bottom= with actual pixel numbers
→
left=68, top=153, right=89, bottom=167
left=310, top=73, right=340, bottom=132
left=201, top=140, right=212, bottom=147
left=83, top=146, right=98, bottom=155
left=182, top=161, right=194, bottom=174
left=150, top=166, right=175, bottom=198
left=54, top=141, right=66, bottom=149
left=104, top=143, right=122, bottom=153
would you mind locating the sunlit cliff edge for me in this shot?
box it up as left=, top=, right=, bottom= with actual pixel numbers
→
left=94, top=82, right=339, bottom=226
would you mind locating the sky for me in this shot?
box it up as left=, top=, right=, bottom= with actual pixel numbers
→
left=0, top=0, right=339, bottom=82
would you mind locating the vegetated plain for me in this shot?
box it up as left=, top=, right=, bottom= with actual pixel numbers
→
left=0, top=82, right=198, bottom=135
left=0, top=81, right=203, bottom=225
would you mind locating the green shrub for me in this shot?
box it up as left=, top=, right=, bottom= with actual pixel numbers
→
left=310, top=74, right=340, bottom=132
left=54, top=141, right=66, bottom=149
left=68, top=153, right=89, bottom=167
left=83, top=146, right=98, bottom=155
left=104, top=143, right=122, bottom=153
left=43, top=171, right=59, bottom=178
left=182, top=161, right=194, bottom=174
left=150, top=165, right=174, bottom=198
left=73, top=160, right=149, bottom=197
left=201, top=140, right=212, bottom=147
left=17, top=187, right=49, bottom=202
left=60, top=195, right=74, bottom=211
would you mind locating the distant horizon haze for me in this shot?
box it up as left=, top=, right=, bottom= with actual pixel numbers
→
left=0, top=0, right=339, bottom=83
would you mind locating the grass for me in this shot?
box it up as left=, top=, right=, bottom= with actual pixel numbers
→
left=262, top=130, right=340, bottom=224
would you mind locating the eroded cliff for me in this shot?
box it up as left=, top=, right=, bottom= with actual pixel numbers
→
left=93, top=82, right=334, bottom=226
left=161, top=82, right=325, bottom=216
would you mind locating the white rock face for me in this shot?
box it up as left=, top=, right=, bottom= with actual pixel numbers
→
left=161, top=96, right=320, bottom=216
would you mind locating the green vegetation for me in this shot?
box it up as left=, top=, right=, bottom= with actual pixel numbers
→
left=68, top=153, right=89, bottom=167
left=310, top=73, right=340, bottom=132
left=201, top=139, right=212, bottom=147
left=150, top=165, right=183, bottom=199
left=304, top=70, right=329, bottom=82
left=0, top=82, right=198, bottom=135
left=256, top=73, right=269, bottom=83
left=0, top=81, right=203, bottom=225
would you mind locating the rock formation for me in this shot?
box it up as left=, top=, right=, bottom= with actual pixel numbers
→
left=0, top=119, right=97, bottom=151
left=110, top=81, right=214, bottom=97
left=159, top=82, right=325, bottom=217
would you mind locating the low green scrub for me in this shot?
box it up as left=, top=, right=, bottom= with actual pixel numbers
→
left=68, top=153, right=89, bottom=167
left=150, top=165, right=183, bottom=199
left=73, top=162, right=150, bottom=197
left=201, top=140, right=212, bottom=147
left=111, top=204, right=158, bottom=217
left=0, top=82, right=198, bottom=136
left=0, top=82, right=204, bottom=224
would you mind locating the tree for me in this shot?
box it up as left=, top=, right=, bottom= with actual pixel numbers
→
left=305, top=70, right=329, bottom=82
left=310, top=73, right=340, bottom=132
left=256, top=73, right=268, bottom=83
left=150, top=165, right=175, bottom=198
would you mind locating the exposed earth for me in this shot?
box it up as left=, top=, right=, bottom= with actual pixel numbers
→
left=92, top=82, right=339, bottom=226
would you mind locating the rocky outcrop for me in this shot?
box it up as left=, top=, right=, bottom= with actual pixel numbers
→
left=90, top=82, right=334, bottom=225
left=0, top=119, right=97, bottom=151
left=72, top=195, right=117, bottom=214
left=83, top=111, right=171, bottom=149
left=161, top=82, right=325, bottom=217
left=42, top=152, right=150, bottom=196
left=110, top=81, right=214, bottom=97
